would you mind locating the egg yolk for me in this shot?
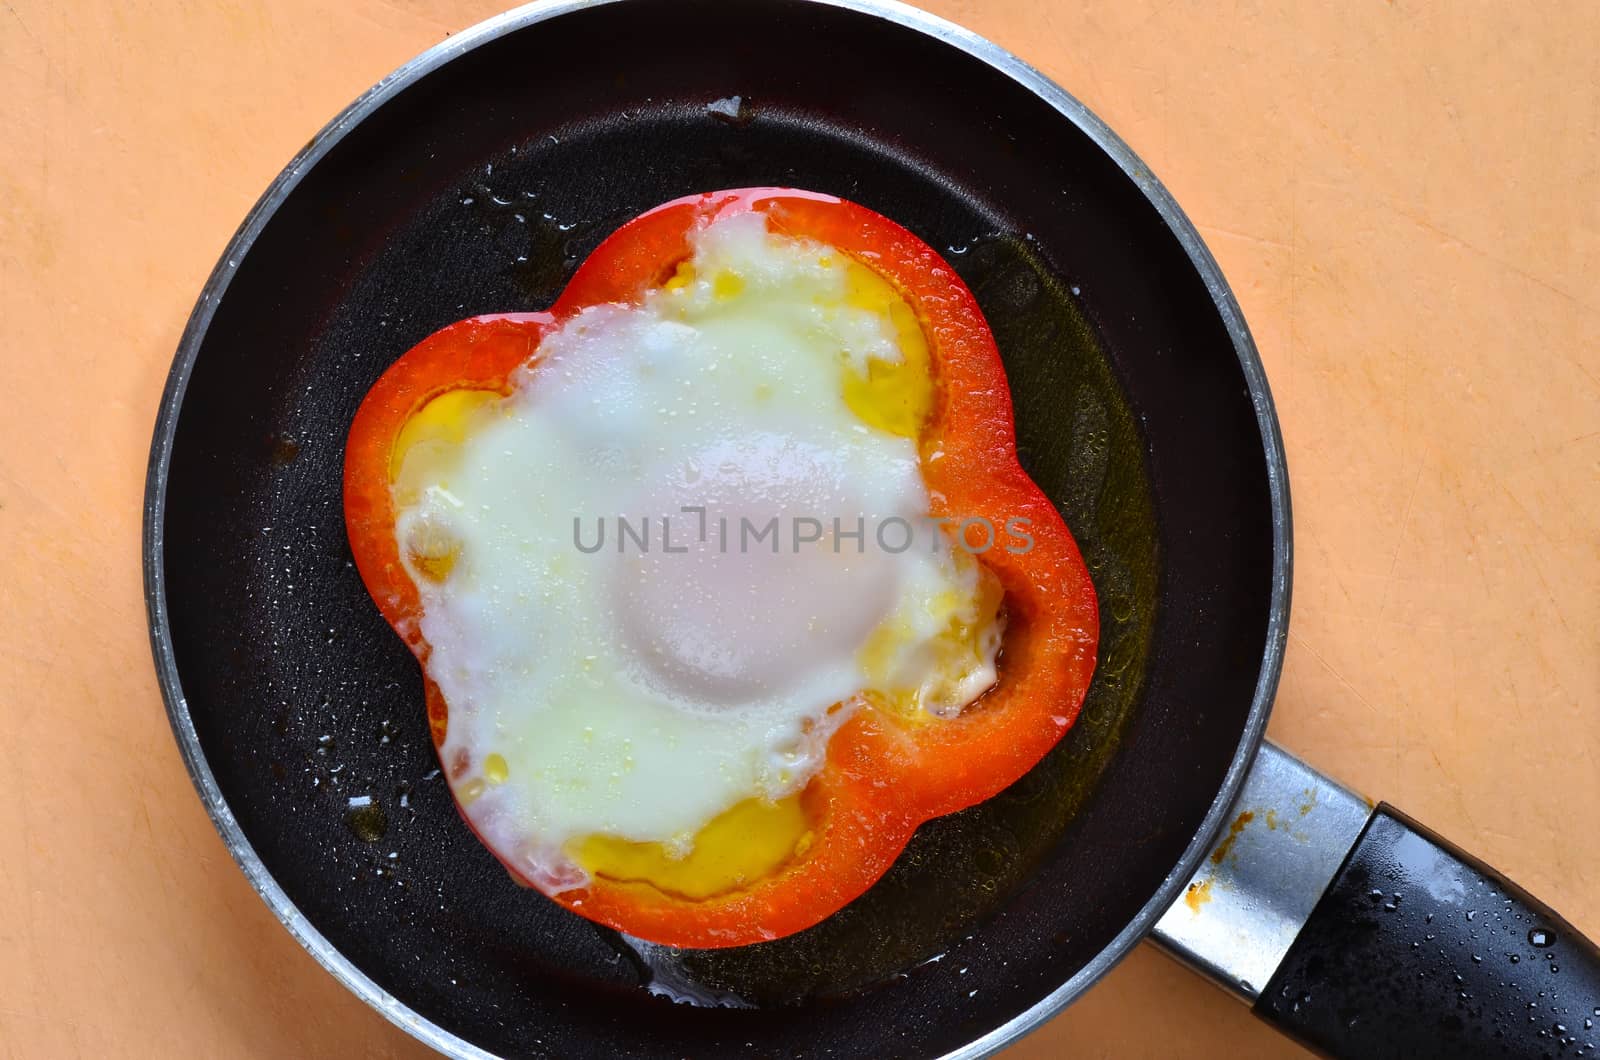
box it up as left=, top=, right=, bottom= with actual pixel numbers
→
left=389, top=386, right=502, bottom=492
left=837, top=257, right=935, bottom=438
left=566, top=793, right=813, bottom=901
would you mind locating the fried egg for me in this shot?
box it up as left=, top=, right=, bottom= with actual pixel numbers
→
left=388, top=210, right=1003, bottom=897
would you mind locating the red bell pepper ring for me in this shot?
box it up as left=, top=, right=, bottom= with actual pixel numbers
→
left=344, top=188, right=1098, bottom=948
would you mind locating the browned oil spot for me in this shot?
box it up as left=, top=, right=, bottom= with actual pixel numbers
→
left=1185, top=877, right=1213, bottom=912
left=1299, top=785, right=1318, bottom=815
left=1210, top=810, right=1256, bottom=865
left=1265, top=808, right=1279, bottom=830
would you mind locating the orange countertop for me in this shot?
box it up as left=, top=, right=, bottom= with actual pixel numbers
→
left=2, top=1, right=1596, bottom=1056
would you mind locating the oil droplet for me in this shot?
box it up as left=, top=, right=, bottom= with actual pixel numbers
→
left=484, top=753, right=509, bottom=784
left=346, top=795, right=387, bottom=842
left=1529, top=928, right=1553, bottom=947
left=316, top=734, right=336, bottom=755
left=269, top=434, right=301, bottom=466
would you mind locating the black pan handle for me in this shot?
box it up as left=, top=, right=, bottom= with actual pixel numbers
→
left=1255, top=804, right=1600, bottom=1058
left=1151, top=742, right=1600, bottom=1059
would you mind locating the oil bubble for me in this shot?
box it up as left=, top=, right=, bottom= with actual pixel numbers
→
left=346, top=795, right=388, bottom=842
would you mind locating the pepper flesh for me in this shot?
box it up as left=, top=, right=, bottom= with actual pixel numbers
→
left=343, top=188, right=1098, bottom=948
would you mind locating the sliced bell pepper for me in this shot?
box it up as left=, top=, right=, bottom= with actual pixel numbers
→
left=343, top=188, right=1098, bottom=948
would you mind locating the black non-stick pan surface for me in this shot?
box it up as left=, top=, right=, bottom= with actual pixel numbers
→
left=144, top=1, right=1286, bottom=1056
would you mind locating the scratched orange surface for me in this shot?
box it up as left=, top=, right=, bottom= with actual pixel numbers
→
left=1, top=2, right=1596, bottom=1057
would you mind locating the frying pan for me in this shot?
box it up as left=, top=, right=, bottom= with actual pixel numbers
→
left=142, top=1, right=1600, bottom=1056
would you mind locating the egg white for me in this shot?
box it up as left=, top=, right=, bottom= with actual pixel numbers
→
left=391, top=211, right=1000, bottom=892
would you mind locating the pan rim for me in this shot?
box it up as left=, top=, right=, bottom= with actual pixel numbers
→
left=140, top=1, right=1290, bottom=1057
